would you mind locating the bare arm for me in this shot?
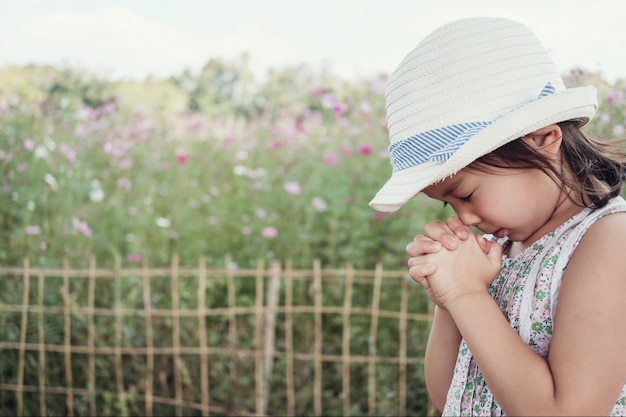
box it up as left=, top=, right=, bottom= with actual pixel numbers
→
left=424, top=306, right=461, bottom=411
left=406, top=216, right=481, bottom=409
left=430, top=214, right=626, bottom=415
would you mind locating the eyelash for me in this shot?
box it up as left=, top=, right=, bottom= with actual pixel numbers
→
left=442, top=192, right=473, bottom=207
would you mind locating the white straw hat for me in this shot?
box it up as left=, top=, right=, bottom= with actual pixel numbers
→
left=369, top=17, right=598, bottom=212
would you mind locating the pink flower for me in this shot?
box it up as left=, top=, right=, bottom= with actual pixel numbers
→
left=309, top=86, right=323, bottom=95
left=25, top=225, right=42, bottom=235
left=255, top=208, right=267, bottom=218
left=72, top=218, right=93, bottom=237
left=176, top=153, right=188, bottom=165
left=373, top=212, right=390, bottom=223
left=262, top=226, right=278, bottom=239
left=283, top=181, right=302, bottom=195
left=186, top=120, right=202, bottom=132
left=59, top=143, right=76, bottom=163
left=613, top=125, right=625, bottom=137
left=23, top=139, right=35, bottom=151
left=357, top=143, right=373, bottom=155
left=117, top=178, right=132, bottom=191
left=270, top=140, right=284, bottom=149
left=332, top=103, right=347, bottom=116
left=127, top=254, right=142, bottom=264
left=323, top=153, right=339, bottom=166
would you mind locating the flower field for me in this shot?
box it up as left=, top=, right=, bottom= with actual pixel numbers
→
left=0, top=57, right=625, bottom=415
left=2, top=59, right=624, bottom=270
left=0, top=60, right=450, bottom=271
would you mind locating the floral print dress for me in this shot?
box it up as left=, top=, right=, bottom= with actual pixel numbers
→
left=442, top=196, right=626, bottom=416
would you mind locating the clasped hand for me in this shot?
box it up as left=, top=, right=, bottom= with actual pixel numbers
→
left=406, top=217, right=503, bottom=309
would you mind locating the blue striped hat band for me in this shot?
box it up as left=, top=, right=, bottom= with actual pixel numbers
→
left=388, top=83, right=556, bottom=173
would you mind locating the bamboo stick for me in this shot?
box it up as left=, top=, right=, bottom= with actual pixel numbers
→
left=225, top=255, right=239, bottom=412
left=17, top=258, right=30, bottom=417
left=313, top=258, right=322, bottom=416
left=170, top=254, right=183, bottom=416
left=368, top=263, right=383, bottom=416
left=37, top=271, right=47, bottom=417
left=284, top=261, right=295, bottom=416
left=342, top=263, right=354, bottom=416
left=263, top=261, right=281, bottom=412
left=142, top=258, right=155, bottom=417
left=88, top=256, right=96, bottom=415
left=197, top=256, right=210, bottom=416
left=399, top=278, right=408, bottom=416
left=254, top=259, right=265, bottom=416
left=63, top=259, right=74, bottom=416
left=114, top=256, right=126, bottom=410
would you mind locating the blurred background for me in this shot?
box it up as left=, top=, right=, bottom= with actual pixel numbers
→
left=1, top=2, right=626, bottom=416
left=1, top=0, right=625, bottom=269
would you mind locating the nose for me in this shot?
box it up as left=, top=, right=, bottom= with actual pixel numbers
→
left=455, top=206, right=481, bottom=227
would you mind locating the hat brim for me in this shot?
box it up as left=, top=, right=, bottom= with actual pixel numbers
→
left=369, top=85, right=598, bottom=212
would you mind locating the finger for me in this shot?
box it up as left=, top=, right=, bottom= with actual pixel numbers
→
left=424, top=221, right=458, bottom=250
left=410, top=273, right=429, bottom=288
left=447, top=216, right=470, bottom=241
left=406, top=236, right=442, bottom=256
left=408, top=263, right=437, bottom=281
left=486, top=241, right=504, bottom=264
left=474, top=234, right=492, bottom=255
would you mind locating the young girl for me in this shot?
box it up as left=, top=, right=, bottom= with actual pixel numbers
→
left=369, top=17, right=626, bottom=416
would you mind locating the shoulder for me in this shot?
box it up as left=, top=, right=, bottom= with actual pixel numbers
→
left=564, top=209, right=626, bottom=293
left=576, top=209, right=626, bottom=254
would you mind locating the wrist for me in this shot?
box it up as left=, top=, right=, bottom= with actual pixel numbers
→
left=443, top=290, right=493, bottom=315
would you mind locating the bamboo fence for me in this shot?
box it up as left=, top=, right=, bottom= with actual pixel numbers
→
left=0, top=256, right=437, bottom=416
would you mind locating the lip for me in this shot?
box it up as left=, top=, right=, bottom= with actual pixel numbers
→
left=493, top=228, right=507, bottom=238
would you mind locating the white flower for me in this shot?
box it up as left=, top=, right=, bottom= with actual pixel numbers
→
left=156, top=217, right=171, bottom=228
left=312, top=197, right=328, bottom=212
left=89, top=188, right=104, bottom=202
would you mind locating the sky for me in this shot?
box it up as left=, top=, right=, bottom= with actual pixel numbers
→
left=0, top=0, right=624, bottom=82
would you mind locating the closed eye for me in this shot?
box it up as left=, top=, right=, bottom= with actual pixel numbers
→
left=461, top=192, right=473, bottom=203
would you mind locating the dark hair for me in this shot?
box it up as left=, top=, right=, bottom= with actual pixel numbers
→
left=471, top=121, right=626, bottom=208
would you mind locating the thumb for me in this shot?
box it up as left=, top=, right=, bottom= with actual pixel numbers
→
left=486, top=241, right=503, bottom=266
left=474, top=234, right=491, bottom=254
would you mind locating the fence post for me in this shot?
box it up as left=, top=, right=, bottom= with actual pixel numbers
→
left=88, top=256, right=96, bottom=415
left=225, top=255, right=239, bottom=413
left=284, top=260, right=295, bottom=416
left=313, top=259, right=323, bottom=416
left=263, top=260, right=281, bottom=412
left=62, top=259, right=74, bottom=416
left=368, top=262, right=383, bottom=416
left=399, top=277, right=408, bottom=416
left=17, top=258, right=29, bottom=417
left=142, top=258, right=155, bottom=417
left=37, top=269, right=47, bottom=417
left=342, top=263, right=354, bottom=416
left=113, top=256, right=127, bottom=410
left=197, top=256, right=210, bottom=416
left=254, top=259, right=266, bottom=416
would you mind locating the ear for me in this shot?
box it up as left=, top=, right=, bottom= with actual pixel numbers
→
left=522, top=124, right=562, bottom=158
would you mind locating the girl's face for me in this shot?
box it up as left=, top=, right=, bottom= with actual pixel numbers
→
left=423, top=165, right=580, bottom=248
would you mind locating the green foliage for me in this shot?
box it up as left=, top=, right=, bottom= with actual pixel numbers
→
left=0, top=57, right=456, bottom=269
